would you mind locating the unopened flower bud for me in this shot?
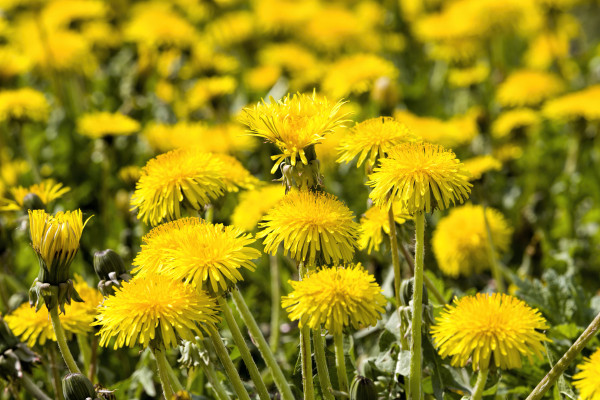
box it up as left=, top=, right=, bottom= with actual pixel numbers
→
left=22, top=193, right=45, bottom=212
left=350, top=375, right=378, bottom=400
left=94, top=250, right=127, bottom=279
left=63, top=373, right=95, bottom=400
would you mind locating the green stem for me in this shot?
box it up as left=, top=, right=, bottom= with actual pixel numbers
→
left=205, top=204, right=214, bottom=223
left=483, top=205, right=505, bottom=293
left=333, top=331, right=349, bottom=395
left=153, top=348, right=176, bottom=400
left=217, top=296, right=270, bottom=400
left=388, top=204, right=404, bottom=305
left=49, top=306, right=81, bottom=374
left=165, top=357, right=185, bottom=393
left=409, top=212, right=425, bottom=400
left=297, top=261, right=315, bottom=400
left=88, top=335, right=98, bottom=383
left=207, top=325, right=251, bottom=400
left=195, top=338, right=232, bottom=400
left=471, top=368, right=489, bottom=400
left=313, top=328, right=335, bottom=400
left=76, top=334, right=91, bottom=377
left=527, top=311, right=600, bottom=400
left=21, top=374, right=52, bottom=400
left=48, top=346, right=64, bottom=400
left=269, top=254, right=281, bottom=353
left=231, top=288, right=295, bottom=400
left=399, top=242, right=446, bottom=305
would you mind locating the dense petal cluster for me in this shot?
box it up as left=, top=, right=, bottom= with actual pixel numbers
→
left=232, top=184, right=286, bottom=231
left=0, top=88, right=49, bottom=123
left=337, top=117, right=417, bottom=168
left=240, top=92, right=347, bottom=173
left=573, top=349, right=600, bottom=400
left=94, top=274, right=219, bottom=349
left=133, top=218, right=260, bottom=293
left=496, top=70, right=564, bottom=107
left=432, top=204, right=512, bottom=277
left=431, top=293, right=549, bottom=370
left=131, top=149, right=227, bottom=226
left=77, top=112, right=140, bottom=138
left=359, top=204, right=410, bottom=254
left=281, top=264, right=387, bottom=334
left=258, top=190, right=360, bottom=266
left=212, top=153, right=260, bottom=192
left=462, top=155, right=502, bottom=181
left=0, top=179, right=70, bottom=211
left=368, top=142, right=472, bottom=214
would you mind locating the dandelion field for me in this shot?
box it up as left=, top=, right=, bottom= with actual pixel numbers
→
left=1, top=0, right=600, bottom=399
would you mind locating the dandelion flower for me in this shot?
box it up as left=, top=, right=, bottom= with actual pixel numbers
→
left=0, top=88, right=49, bottom=123
left=94, top=274, right=219, bottom=350
left=211, top=153, right=259, bottom=192
left=394, top=109, right=479, bottom=148
left=462, top=156, right=502, bottom=181
left=492, top=109, right=541, bottom=139
left=77, top=112, right=140, bottom=139
left=448, top=63, right=489, bottom=88
left=573, top=349, right=600, bottom=400
left=131, top=149, right=227, bottom=226
left=282, top=264, right=387, bottom=334
left=359, top=204, right=411, bottom=254
left=0, top=179, right=70, bottom=211
left=431, top=293, right=549, bottom=370
left=543, top=85, right=600, bottom=122
left=132, top=218, right=261, bottom=293
left=232, top=184, right=286, bottom=232
left=118, top=166, right=142, bottom=186
left=184, top=76, right=237, bottom=113
left=368, top=142, right=472, bottom=214
left=432, top=204, right=512, bottom=277
left=337, top=117, right=417, bottom=168
left=496, top=70, right=564, bottom=108
left=240, top=92, right=347, bottom=173
left=258, top=190, right=359, bottom=266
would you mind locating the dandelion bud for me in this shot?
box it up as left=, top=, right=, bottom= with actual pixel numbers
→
left=400, top=278, right=429, bottom=308
left=0, top=317, right=39, bottom=381
left=350, top=376, right=378, bottom=400
left=62, top=373, right=96, bottom=400
left=22, top=193, right=44, bottom=211
left=94, top=250, right=131, bottom=296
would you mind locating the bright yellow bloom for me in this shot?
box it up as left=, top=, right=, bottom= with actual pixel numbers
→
left=337, top=117, right=417, bottom=168
left=232, top=184, right=286, bottom=232
left=368, top=142, right=472, bottom=214
left=448, top=63, right=489, bottom=88
left=240, top=92, right=347, bottom=173
left=258, top=43, right=318, bottom=76
left=184, top=76, right=237, bottom=113
left=359, top=204, right=410, bottom=254
left=211, top=153, right=259, bottom=192
left=132, top=218, right=260, bottom=293
left=0, top=46, right=32, bottom=79
left=496, top=70, right=564, bottom=108
left=0, top=179, right=70, bottom=211
left=203, top=11, right=255, bottom=48
left=29, top=209, right=89, bottom=283
left=282, top=264, right=387, bottom=334
left=77, top=112, right=140, bottom=139
left=394, top=109, right=479, bottom=148
left=322, top=54, right=398, bottom=100
left=118, top=166, right=142, bottom=186
left=543, top=85, right=600, bottom=122
left=258, top=190, right=359, bottom=266
left=245, top=64, right=281, bottom=92
left=573, top=349, right=600, bottom=400
left=432, top=204, right=512, bottom=277
left=0, top=88, right=49, bottom=123
left=431, top=293, right=549, bottom=370
left=462, top=156, right=502, bottom=181
left=254, top=0, right=318, bottom=32
left=492, top=109, right=541, bottom=139
left=41, top=0, right=107, bottom=31
left=131, top=149, right=227, bottom=226
left=94, top=274, right=219, bottom=350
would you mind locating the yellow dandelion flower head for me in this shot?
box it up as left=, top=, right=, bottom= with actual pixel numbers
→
left=494, top=143, right=523, bottom=162
left=431, top=293, right=549, bottom=370
left=257, top=190, right=359, bottom=266
left=184, top=42, right=239, bottom=77
left=462, top=155, right=502, bottom=181
left=211, top=153, right=259, bottom=192
left=5, top=303, right=55, bottom=347
left=254, top=0, right=318, bottom=32
left=0, top=179, right=70, bottom=211
left=322, top=54, right=398, bottom=100
left=118, top=165, right=142, bottom=186
left=77, top=112, right=140, bottom=139
left=359, top=203, right=411, bottom=254
left=0, top=150, right=28, bottom=187
left=448, top=63, right=490, bottom=88
left=337, top=117, right=417, bottom=168
left=394, top=109, right=479, bottom=148
left=239, top=92, right=347, bottom=173
left=542, top=85, right=600, bottom=122
left=204, top=11, right=255, bottom=48
left=130, top=149, right=227, bottom=226
left=132, top=218, right=261, bottom=293
left=573, top=348, right=600, bottom=400
left=368, top=142, right=472, bottom=214
left=432, top=204, right=512, bottom=277
left=524, top=31, right=571, bottom=70
left=496, top=70, right=564, bottom=108
left=28, top=209, right=89, bottom=280
left=183, top=76, right=237, bottom=114
left=232, top=184, right=286, bottom=232
left=282, top=264, right=387, bottom=334
left=41, top=0, right=107, bottom=31
left=492, top=108, right=541, bottom=139
left=0, top=88, right=49, bottom=123
left=94, top=273, right=220, bottom=350
left=258, top=43, right=318, bottom=75
left=0, top=46, right=32, bottom=79
left=81, top=20, right=121, bottom=48
left=245, top=64, right=281, bottom=92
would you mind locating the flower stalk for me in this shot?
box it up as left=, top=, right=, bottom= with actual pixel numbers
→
left=471, top=368, right=489, bottom=400
left=483, top=205, right=505, bottom=293
left=49, top=306, right=81, bottom=374
left=333, top=331, right=349, bottom=395
left=409, top=212, right=425, bottom=400
left=21, top=374, right=52, bottom=400
left=153, top=347, right=175, bottom=400
left=313, top=328, right=335, bottom=400
left=269, top=254, right=281, bottom=352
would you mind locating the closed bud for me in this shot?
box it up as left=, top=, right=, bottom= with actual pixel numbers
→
left=350, top=375, right=378, bottom=400
left=63, top=373, right=95, bottom=400
left=400, top=277, right=428, bottom=307
left=94, top=250, right=127, bottom=279
left=22, top=193, right=45, bottom=212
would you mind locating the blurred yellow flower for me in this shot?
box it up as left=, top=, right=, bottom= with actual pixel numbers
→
left=131, top=149, right=227, bottom=226
left=0, top=179, right=70, bottom=211
left=462, top=155, right=502, bottom=181
left=245, top=64, right=281, bottom=92
left=573, top=348, right=600, bottom=400
left=212, top=153, right=259, bottom=192
left=431, top=293, right=549, bottom=370
left=258, top=190, right=359, bottom=266
left=118, top=166, right=142, bottom=186
left=359, top=204, right=410, bottom=254
left=432, top=204, right=512, bottom=277
left=133, top=218, right=260, bottom=293
left=95, top=273, right=219, bottom=349
left=0, top=88, right=49, bottom=123
left=368, top=142, right=471, bottom=214
left=492, top=109, right=541, bottom=139
left=543, top=85, right=600, bottom=121
left=0, top=46, right=31, bottom=79
left=394, top=109, right=479, bottom=148
left=448, top=63, right=489, bottom=88
left=496, top=70, right=564, bottom=108
left=204, top=11, right=255, bottom=48
left=184, top=76, right=237, bottom=113
left=254, top=0, right=318, bottom=31
left=77, top=112, right=140, bottom=139
left=282, top=264, right=387, bottom=334
left=231, top=184, right=286, bottom=231
left=41, top=0, right=107, bottom=31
